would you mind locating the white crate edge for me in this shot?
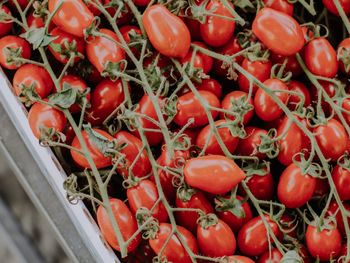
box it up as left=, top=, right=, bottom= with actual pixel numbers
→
left=0, top=71, right=119, bottom=263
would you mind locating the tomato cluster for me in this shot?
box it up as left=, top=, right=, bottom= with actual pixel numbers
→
left=2, top=0, right=350, bottom=262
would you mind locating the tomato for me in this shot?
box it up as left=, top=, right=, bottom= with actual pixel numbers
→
left=28, top=102, right=67, bottom=139
left=175, top=190, right=214, bottom=233
left=120, top=25, right=142, bottom=56
left=216, top=195, right=253, bottom=233
left=213, top=37, right=243, bottom=77
left=237, top=126, right=268, bottom=160
left=342, top=97, right=350, bottom=125
left=270, top=53, right=302, bottom=76
left=197, top=218, right=236, bottom=257
left=142, top=5, right=190, bottom=58
left=196, top=78, right=222, bottom=98
left=238, top=58, right=272, bottom=94
left=263, top=0, right=294, bottom=15
left=0, top=5, right=13, bottom=37
left=237, top=215, right=281, bottom=256
left=254, top=78, right=289, bottom=121
left=326, top=201, right=350, bottom=235
left=181, top=42, right=213, bottom=74
left=130, top=241, right=156, bottom=263
left=133, top=0, right=151, bottom=6
left=86, top=0, right=102, bottom=15
left=48, top=27, right=85, bottom=64
left=304, top=38, right=338, bottom=78
left=132, top=95, right=164, bottom=146
left=174, top=90, right=219, bottom=128
left=97, top=198, right=141, bottom=252
left=60, top=75, right=90, bottom=113
left=196, top=120, right=239, bottom=155
left=287, top=80, right=311, bottom=110
left=86, top=28, right=126, bottom=73
left=323, top=0, right=350, bottom=15
left=227, top=256, right=255, bottom=263
left=338, top=38, right=350, bottom=74
left=279, top=214, right=297, bottom=238
left=114, top=131, right=151, bottom=178
left=310, top=80, right=337, bottom=115
left=314, top=119, right=347, bottom=161
left=339, top=245, right=350, bottom=263
left=48, top=0, right=94, bottom=37
left=26, top=12, right=54, bottom=31
left=86, top=79, right=126, bottom=125
left=221, top=91, right=254, bottom=125
left=8, top=0, right=29, bottom=9
left=149, top=223, right=198, bottom=263
left=277, top=163, right=316, bottom=208
left=104, top=0, right=133, bottom=25
left=332, top=165, right=350, bottom=201
left=0, top=36, right=31, bottom=70
left=127, top=179, right=168, bottom=222
left=71, top=128, right=113, bottom=169
left=313, top=178, right=330, bottom=197
left=253, top=8, right=304, bottom=56
left=184, top=155, right=246, bottom=195
left=239, top=172, right=275, bottom=200
left=200, top=0, right=235, bottom=47
left=13, top=64, right=53, bottom=101
left=306, top=224, right=341, bottom=261
left=258, top=248, right=283, bottom=263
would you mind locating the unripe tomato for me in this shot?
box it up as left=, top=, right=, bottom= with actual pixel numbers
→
left=0, top=35, right=31, bottom=70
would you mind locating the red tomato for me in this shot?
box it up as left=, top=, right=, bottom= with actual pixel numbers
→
left=28, top=102, right=67, bottom=139
left=314, top=119, right=347, bottom=161
left=239, top=172, right=275, bottom=200
left=196, top=120, right=239, bottom=155
left=119, top=25, right=142, bottom=56
left=326, top=201, right=350, bottom=235
left=133, top=0, right=151, bottom=6
left=197, top=218, right=236, bottom=257
left=149, top=223, right=198, bottom=263
left=185, top=17, right=202, bottom=41
left=288, top=80, right=311, bottom=110
left=304, top=38, right=338, bottom=78
left=323, top=0, right=350, bottom=15
left=48, top=0, right=94, bottom=37
left=313, top=178, right=330, bottom=197
left=332, top=165, right=350, bottom=201
left=263, top=0, right=294, bottom=15
left=8, top=0, right=29, bottom=9
left=196, top=78, right=222, bottom=98
left=306, top=224, right=341, bottom=261
left=86, top=79, right=126, bottom=125
left=104, top=0, right=132, bottom=25
left=338, top=38, right=350, bottom=74
left=60, top=75, right=90, bottom=113
left=0, top=36, right=31, bottom=70
left=342, top=97, right=350, bottom=125
left=86, top=28, right=126, bottom=73
left=181, top=42, right=213, bottom=74
left=114, top=131, right=151, bottom=178
left=227, top=256, right=255, bottom=263
left=310, top=80, right=337, bottom=115
left=25, top=13, right=54, bottom=32
left=142, top=5, right=190, bottom=58
left=253, top=8, right=304, bottom=56
left=277, top=163, right=316, bottom=208
left=127, top=179, right=168, bottom=222
left=237, top=215, right=281, bottom=256
left=86, top=0, right=102, bottom=15
left=270, top=53, right=302, bottom=76
left=97, top=198, right=141, bottom=252
left=200, top=0, right=235, bottom=47
left=254, top=78, right=289, bottom=121
left=71, top=128, right=113, bottom=169
left=175, top=190, right=214, bottom=233
left=13, top=64, right=53, bottom=101
left=258, top=248, right=283, bottom=263
left=237, top=126, right=268, bottom=160
left=216, top=195, right=253, bottom=233
left=279, top=214, right=297, bottom=238
left=174, top=90, right=219, bottom=128
left=0, top=5, right=13, bottom=37
left=184, top=155, right=246, bottom=195
left=238, top=58, right=272, bottom=94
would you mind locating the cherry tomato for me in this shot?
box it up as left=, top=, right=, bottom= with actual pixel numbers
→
left=86, top=28, right=126, bottom=73
left=104, top=0, right=133, bottom=25
left=175, top=190, right=214, bottom=233
left=0, top=35, right=31, bottom=70
left=97, top=198, right=141, bottom=252
left=86, top=79, right=126, bottom=125
left=48, top=0, right=94, bottom=37
left=258, top=248, right=283, bottom=263
left=28, top=102, right=67, bottom=139
left=277, top=163, right=316, bottom=208
left=200, top=0, right=235, bottom=47
left=287, top=80, right=311, bottom=110
left=71, top=128, right=113, bottom=169
left=149, top=223, right=198, bottom=263
left=26, top=12, right=54, bottom=31
left=127, top=179, right=168, bottom=222
left=270, top=53, right=302, bottom=76
left=227, top=256, right=255, bottom=263
left=314, top=119, right=347, bottom=161
left=181, top=42, right=213, bottom=74
left=133, top=0, right=151, bottom=6
left=237, top=215, right=281, bottom=256
left=326, top=201, right=350, bottom=235
left=254, top=78, right=289, bottom=121
left=338, top=38, right=350, bottom=74
left=238, top=58, right=272, bottom=94
left=8, top=0, right=29, bottom=9
left=310, top=80, right=337, bottom=115
left=114, top=131, right=151, bottom=178
left=239, top=172, right=275, bottom=200
left=196, top=78, right=222, bottom=98
left=86, top=0, right=102, bottom=15
left=119, top=25, right=142, bottom=56
left=313, top=177, right=330, bottom=198
left=279, top=214, right=297, bottom=238
left=0, top=5, right=13, bottom=37
left=197, top=218, right=236, bottom=257
left=304, top=38, right=338, bottom=78
left=263, top=0, right=294, bottom=15
left=342, top=97, right=350, bottom=125
left=237, top=126, right=268, bottom=160
left=306, top=224, right=341, bottom=261
left=174, top=90, right=219, bottom=128
left=332, top=165, right=350, bottom=201
left=184, top=155, right=246, bottom=195
left=323, top=0, right=350, bottom=15
left=142, top=5, right=190, bottom=58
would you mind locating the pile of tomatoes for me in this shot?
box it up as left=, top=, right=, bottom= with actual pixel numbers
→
left=2, top=0, right=350, bottom=262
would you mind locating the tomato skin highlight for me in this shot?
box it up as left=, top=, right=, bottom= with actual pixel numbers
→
left=0, top=35, right=31, bottom=70
left=184, top=155, right=246, bottom=195
left=142, top=5, right=191, bottom=58
left=97, top=198, right=141, bottom=252
left=332, top=165, right=350, bottom=201
left=253, top=8, right=304, bottom=56
left=227, top=256, right=255, bottom=263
